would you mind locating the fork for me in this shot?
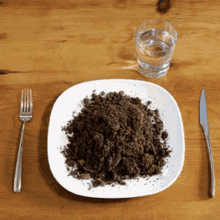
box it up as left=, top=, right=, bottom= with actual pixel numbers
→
left=13, top=89, right=33, bottom=193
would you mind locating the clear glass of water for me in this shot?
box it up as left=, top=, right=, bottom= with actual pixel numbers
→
left=135, top=20, right=177, bottom=78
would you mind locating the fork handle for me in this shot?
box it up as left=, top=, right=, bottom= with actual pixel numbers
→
left=14, top=122, right=25, bottom=193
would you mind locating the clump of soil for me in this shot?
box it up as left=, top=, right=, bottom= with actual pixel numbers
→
left=61, top=91, right=171, bottom=188
left=156, top=0, right=171, bottom=14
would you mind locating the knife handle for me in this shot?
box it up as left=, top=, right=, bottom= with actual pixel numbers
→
left=204, top=129, right=215, bottom=198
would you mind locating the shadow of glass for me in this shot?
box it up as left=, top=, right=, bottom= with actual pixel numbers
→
left=38, top=99, right=131, bottom=204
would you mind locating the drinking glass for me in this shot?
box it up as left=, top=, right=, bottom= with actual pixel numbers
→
left=135, top=20, right=177, bottom=78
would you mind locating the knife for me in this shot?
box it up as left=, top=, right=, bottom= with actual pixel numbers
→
left=200, top=89, right=215, bottom=198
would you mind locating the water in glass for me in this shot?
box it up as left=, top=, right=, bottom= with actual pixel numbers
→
left=136, top=28, right=175, bottom=78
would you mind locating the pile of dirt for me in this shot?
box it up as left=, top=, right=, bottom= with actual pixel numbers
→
left=62, top=91, right=171, bottom=187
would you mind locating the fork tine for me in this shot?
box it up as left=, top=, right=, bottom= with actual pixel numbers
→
left=25, top=89, right=28, bottom=112
left=20, top=89, right=24, bottom=113
left=26, top=89, right=30, bottom=112
left=30, top=89, right=33, bottom=113
left=24, top=89, right=27, bottom=112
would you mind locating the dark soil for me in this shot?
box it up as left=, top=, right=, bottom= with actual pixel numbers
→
left=61, top=91, right=171, bottom=188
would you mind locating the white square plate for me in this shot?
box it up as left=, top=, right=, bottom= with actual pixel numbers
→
left=48, top=79, right=185, bottom=198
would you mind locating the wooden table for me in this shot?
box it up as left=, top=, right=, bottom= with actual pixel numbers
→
left=1, top=0, right=220, bottom=219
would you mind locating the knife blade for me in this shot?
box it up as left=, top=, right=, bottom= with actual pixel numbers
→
left=200, top=89, right=215, bottom=198
left=200, top=89, right=209, bottom=134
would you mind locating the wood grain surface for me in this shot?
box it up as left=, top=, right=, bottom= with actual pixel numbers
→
left=1, top=0, right=220, bottom=219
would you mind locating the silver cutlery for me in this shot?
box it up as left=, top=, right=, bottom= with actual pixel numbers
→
left=200, top=89, right=215, bottom=198
left=14, top=89, right=33, bottom=193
